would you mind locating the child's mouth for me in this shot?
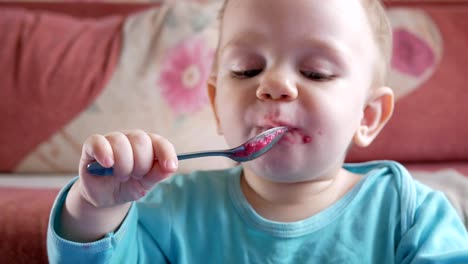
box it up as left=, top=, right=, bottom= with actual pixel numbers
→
left=256, top=126, right=312, bottom=145
left=281, top=128, right=312, bottom=144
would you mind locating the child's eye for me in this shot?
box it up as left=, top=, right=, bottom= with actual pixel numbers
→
left=300, top=70, right=335, bottom=82
left=231, top=69, right=263, bottom=79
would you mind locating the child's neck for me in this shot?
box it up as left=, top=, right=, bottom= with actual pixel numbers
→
left=241, top=168, right=361, bottom=222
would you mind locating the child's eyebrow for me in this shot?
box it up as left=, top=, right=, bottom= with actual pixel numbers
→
left=220, top=32, right=349, bottom=68
left=298, top=37, right=350, bottom=68
left=219, top=31, right=267, bottom=53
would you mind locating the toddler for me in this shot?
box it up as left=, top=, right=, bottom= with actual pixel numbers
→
left=47, top=0, right=468, bottom=263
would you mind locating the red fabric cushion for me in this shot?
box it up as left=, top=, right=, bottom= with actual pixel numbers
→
left=0, top=187, right=59, bottom=263
left=0, top=1, right=158, bottom=18
left=347, top=3, right=468, bottom=163
left=0, top=8, right=123, bottom=171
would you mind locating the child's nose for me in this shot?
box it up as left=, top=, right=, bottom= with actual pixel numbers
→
left=256, top=69, right=298, bottom=101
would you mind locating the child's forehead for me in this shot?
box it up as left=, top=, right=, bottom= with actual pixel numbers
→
left=223, top=0, right=367, bottom=21
left=222, top=0, right=372, bottom=39
left=220, top=0, right=375, bottom=56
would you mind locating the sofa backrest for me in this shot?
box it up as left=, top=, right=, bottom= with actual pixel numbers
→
left=0, top=0, right=467, bottom=173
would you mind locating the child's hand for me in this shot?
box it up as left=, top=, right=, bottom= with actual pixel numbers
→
left=77, top=130, right=178, bottom=208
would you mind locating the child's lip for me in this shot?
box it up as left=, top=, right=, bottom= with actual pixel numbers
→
left=255, top=123, right=312, bottom=144
left=280, top=129, right=312, bottom=144
left=257, top=119, right=295, bottom=129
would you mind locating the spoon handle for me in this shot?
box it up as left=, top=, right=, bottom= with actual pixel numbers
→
left=87, top=150, right=233, bottom=176
left=177, top=150, right=232, bottom=160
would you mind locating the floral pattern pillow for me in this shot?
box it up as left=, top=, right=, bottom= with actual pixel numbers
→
left=158, top=36, right=213, bottom=115
left=16, top=1, right=236, bottom=173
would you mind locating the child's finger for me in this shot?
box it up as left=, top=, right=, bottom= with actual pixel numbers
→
left=105, top=132, right=134, bottom=182
left=149, top=133, right=178, bottom=173
left=140, top=133, right=178, bottom=188
left=125, top=130, right=154, bottom=180
left=79, top=134, right=114, bottom=175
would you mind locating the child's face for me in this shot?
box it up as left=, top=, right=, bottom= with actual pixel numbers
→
left=209, top=0, right=382, bottom=182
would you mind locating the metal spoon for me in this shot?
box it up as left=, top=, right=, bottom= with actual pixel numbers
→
left=87, top=126, right=289, bottom=176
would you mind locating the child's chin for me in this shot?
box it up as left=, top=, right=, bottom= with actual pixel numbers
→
left=256, top=148, right=302, bottom=167
left=250, top=155, right=289, bottom=168
left=248, top=160, right=312, bottom=183
left=260, top=171, right=315, bottom=184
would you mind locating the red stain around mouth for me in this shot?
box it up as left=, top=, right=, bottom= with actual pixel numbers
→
left=302, top=136, right=312, bottom=144
left=281, top=129, right=313, bottom=145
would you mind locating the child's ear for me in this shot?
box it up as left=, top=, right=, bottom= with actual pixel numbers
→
left=353, top=86, right=394, bottom=147
left=207, top=76, right=223, bottom=135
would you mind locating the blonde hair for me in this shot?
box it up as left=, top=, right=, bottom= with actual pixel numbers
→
left=361, top=0, right=393, bottom=87
left=215, top=0, right=392, bottom=87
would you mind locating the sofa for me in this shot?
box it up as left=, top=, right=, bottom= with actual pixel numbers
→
left=1, top=0, right=467, bottom=263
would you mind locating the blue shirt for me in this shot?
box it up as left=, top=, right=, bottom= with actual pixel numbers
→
left=47, top=161, right=468, bottom=263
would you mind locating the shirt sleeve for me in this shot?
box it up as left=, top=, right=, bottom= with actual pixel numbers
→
left=46, top=178, right=169, bottom=263
left=395, top=190, right=468, bottom=264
